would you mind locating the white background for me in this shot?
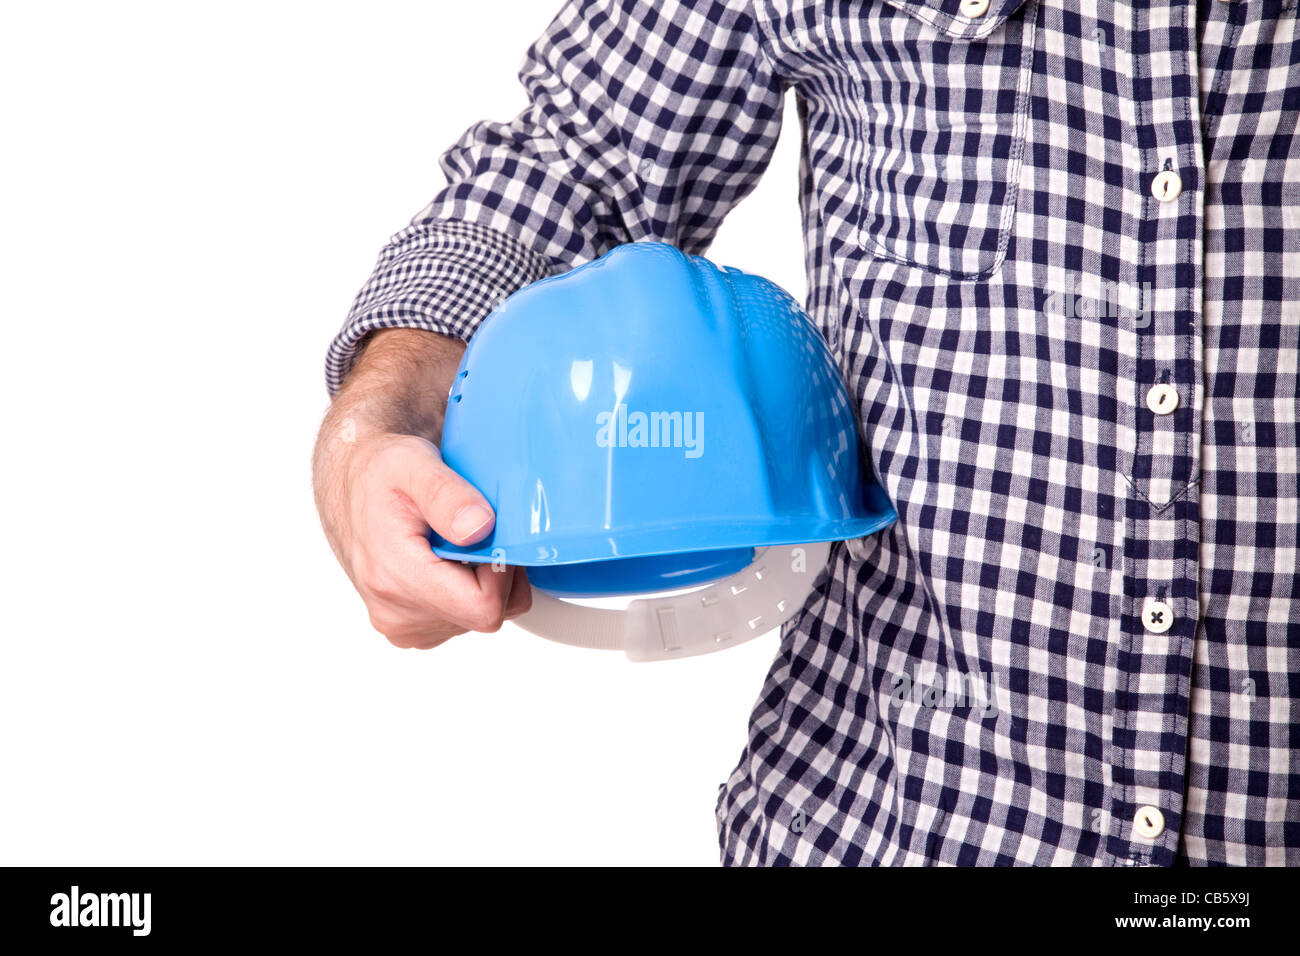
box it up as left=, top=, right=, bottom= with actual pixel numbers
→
left=0, top=2, right=807, bottom=864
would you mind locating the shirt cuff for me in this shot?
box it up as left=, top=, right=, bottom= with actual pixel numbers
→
left=325, top=219, right=556, bottom=394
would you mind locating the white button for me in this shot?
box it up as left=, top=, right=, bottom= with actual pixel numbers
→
left=1142, top=600, right=1174, bottom=634
left=960, top=0, right=991, bottom=17
left=1133, top=806, right=1165, bottom=840
left=1152, top=169, right=1183, bottom=202
left=1145, top=383, right=1179, bottom=415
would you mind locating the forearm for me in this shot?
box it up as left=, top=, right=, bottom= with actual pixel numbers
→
left=322, top=328, right=465, bottom=443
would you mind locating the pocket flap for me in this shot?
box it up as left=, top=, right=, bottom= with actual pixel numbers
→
left=880, top=0, right=1031, bottom=41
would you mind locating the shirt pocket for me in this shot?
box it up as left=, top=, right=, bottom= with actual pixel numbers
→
left=854, top=0, right=1038, bottom=279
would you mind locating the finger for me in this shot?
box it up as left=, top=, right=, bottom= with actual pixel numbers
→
left=391, top=438, right=496, bottom=546
left=372, top=539, right=512, bottom=633
left=504, top=567, right=532, bottom=619
left=366, top=602, right=462, bottom=650
left=471, top=560, right=514, bottom=629
left=349, top=524, right=502, bottom=630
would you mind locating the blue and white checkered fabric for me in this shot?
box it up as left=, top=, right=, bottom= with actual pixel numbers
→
left=328, top=0, right=1300, bottom=865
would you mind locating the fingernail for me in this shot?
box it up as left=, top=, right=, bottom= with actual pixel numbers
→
left=450, top=504, right=493, bottom=542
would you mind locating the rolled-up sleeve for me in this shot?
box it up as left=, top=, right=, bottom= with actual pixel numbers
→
left=326, top=0, right=787, bottom=393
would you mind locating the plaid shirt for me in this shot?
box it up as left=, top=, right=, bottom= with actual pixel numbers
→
left=328, top=0, right=1300, bottom=865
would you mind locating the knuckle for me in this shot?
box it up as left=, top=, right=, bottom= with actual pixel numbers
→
left=464, top=595, right=506, bottom=633
left=383, top=623, right=460, bottom=651
left=421, top=468, right=458, bottom=505
left=360, top=564, right=404, bottom=604
left=350, top=550, right=376, bottom=583
left=352, top=435, right=406, bottom=482
left=411, top=627, right=458, bottom=651
left=391, top=433, right=434, bottom=455
left=370, top=436, right=433, bottom=487
left=368, top=609, right=405, bottom=641
left=380, top=433, right=431, bottom=461
left=369, top=604, right=464, bottom=648
left=353, top=551, right=407, bottom=604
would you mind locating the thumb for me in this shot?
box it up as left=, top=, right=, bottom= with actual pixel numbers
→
left=394, top=438, right=496, bottom=547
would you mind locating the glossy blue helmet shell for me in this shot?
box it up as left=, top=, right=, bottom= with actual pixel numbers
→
left=431, top=241, right=896, bottom=596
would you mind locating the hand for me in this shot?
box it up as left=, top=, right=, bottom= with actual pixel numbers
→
left=313, top=330, right=531, bottom=648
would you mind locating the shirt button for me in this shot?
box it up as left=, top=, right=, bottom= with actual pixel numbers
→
left=1133, top=806, right=1166, bottom=840
left=960, top=0, right=991, bottom=16
left=1142, top=600, right=1174, bottom=634
left=1145, top=383, right=1179, bottom=415
left=1152, top=169, right=1183, bottom=201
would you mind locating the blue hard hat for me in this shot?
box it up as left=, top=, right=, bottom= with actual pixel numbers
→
left=431, top=241, right=895, bottom=598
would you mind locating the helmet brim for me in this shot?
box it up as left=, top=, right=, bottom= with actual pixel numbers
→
left=431, top=506, right=896, bottom=567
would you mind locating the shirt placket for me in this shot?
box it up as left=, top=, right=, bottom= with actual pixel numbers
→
left=1107, top=0, right=1206, bottom=866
